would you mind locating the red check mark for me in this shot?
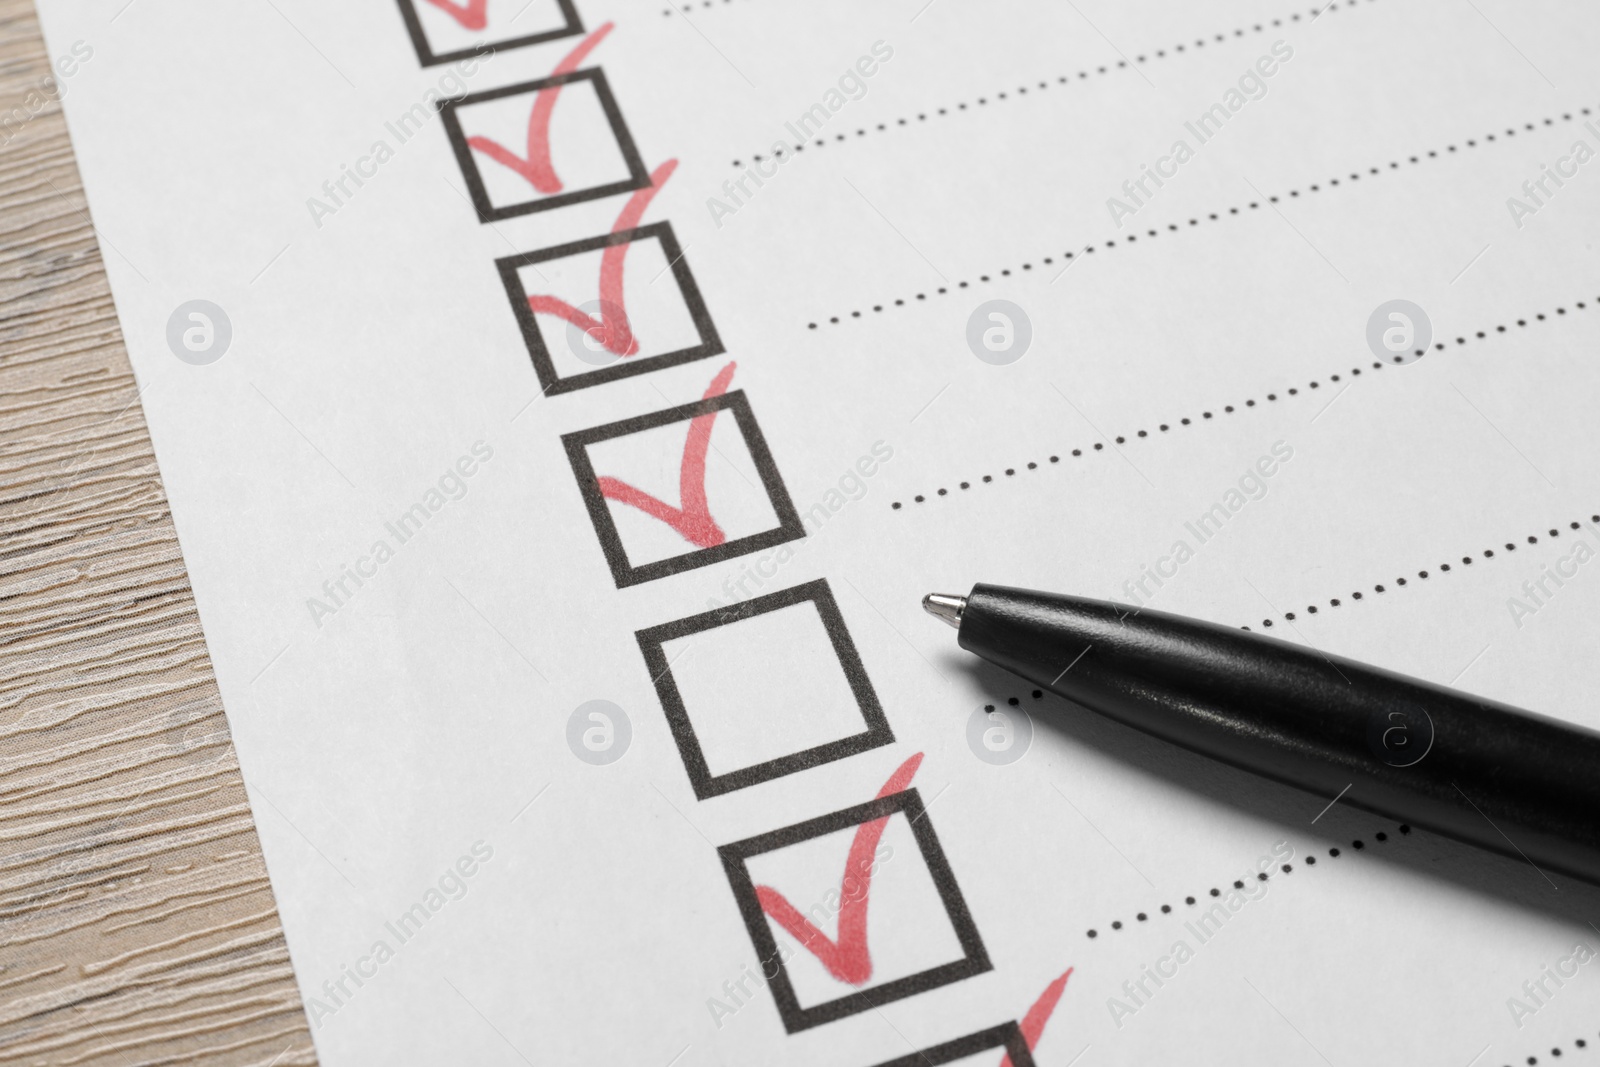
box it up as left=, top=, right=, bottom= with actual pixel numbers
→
left=752, top=753, right=925, bottom=985
left=1001, top=967, right=1074, bottom=1067
left=596, top=360, right=735, bottom=548
left=525, top=158, right=676, bottom=357
left=424, top=0, right=487, bottom=30
left=466, top=22, right=615, bottom=193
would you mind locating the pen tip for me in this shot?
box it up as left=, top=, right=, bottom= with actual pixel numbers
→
left=922, top=593, right=966, bottom=629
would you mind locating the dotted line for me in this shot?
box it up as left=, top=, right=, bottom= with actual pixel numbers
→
left=661, top=0, right=754, bottom=15
left=1511, top=1034, right=1597, bottom=1067
left=990, top=689, right=1410, bottom=940
left=731, top=2, right=1378, bottom=168
left=1242, top=514, right=1600, bottom=632
left=806, top=107, right=1597, bottom=332
left=888, top=295, right=1594, bottom=511
left=1006, top=684, right=1599, bottom=1066
left=1084, top=826, right=1410, bottom=940
left=893, top=361, right=1386, bottom=510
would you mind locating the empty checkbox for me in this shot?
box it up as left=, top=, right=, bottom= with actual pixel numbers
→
left=636, top=580, right=893, bottom=798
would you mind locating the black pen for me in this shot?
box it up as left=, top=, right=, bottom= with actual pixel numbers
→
left=923, top=584, right=1600, bottom=885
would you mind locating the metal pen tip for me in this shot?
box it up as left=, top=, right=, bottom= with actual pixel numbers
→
left=922, top=593, right=966, bottom=629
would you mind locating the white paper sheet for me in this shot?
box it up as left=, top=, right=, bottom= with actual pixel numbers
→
left=32, top=0, right=1600, bottom=1062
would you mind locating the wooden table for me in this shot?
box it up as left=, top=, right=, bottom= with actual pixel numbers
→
left=0, top=2, right=317, bottom=1062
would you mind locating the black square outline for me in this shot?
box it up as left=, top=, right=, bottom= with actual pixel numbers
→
left=497, top=221, right=723, bottom=395
left=395, top=0, right=584, bottom=68
left=438, top=69, right=650, bottom=221
left=561, top=390, right=804, bottom=588
left=868, top=1022, right=1035, bottom=1067
left=636, top=579, right=894, bottom=800
left=717, top=787, right=992, bottom=1033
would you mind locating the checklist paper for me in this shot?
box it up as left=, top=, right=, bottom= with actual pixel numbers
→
left=33, top=0, right=1600, bottom=1063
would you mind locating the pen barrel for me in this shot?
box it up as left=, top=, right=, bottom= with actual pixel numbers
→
left=960, top=585, right=1600, bottom=885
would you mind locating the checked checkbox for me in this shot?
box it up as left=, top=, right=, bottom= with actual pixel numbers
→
left=636, top=579, right=894, bottom=799
left=866, top=1023, right=1036, bottom=1067
left=498, top=161, right=722, bottom=394
left=397, top=0, right=584, bottom=67
left=440, top=65, right=649, bottom=220
left=719, top=755, right=991, bottom=1033
left=562, top=363, right=804, bottom=588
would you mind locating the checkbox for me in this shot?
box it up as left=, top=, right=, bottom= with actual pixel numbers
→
left=562, top=374, right=803, bottom=587
left=636, top=580, right=894, bottom=799
left=718, top=786, right=991, bottom=1033
left=396, top=0, right=583, bottom=68
left=498, top=221, right=722, bottom=395
left=440, top=70, right=650, bottom=220
left=867, top=1023, right=1035, bottom=1067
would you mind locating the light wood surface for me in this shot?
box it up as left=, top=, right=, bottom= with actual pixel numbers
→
left=0, top=1, right=317, bottom=1062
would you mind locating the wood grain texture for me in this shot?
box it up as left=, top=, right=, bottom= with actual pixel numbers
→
left=0, top=2, right=317, bottom=1063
